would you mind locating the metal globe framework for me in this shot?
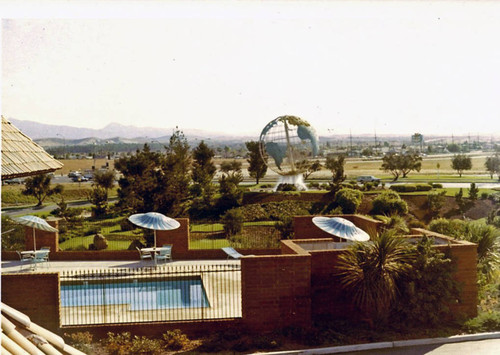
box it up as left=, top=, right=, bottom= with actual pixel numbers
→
left=259, top=115, right=319, bottom=190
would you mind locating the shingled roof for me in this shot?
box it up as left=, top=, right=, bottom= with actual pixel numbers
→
left=1, top=303, right=85, bottom=355
left=1, top=116, right=63, bottom=179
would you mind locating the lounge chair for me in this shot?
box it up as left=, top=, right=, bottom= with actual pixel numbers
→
left=155, top=245, right=172, bottom=264
left=136, top=247, right=152, bottom=261
left=222, top=247, right=244, bottom=260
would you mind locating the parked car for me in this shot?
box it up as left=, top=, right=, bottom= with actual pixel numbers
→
left=83, top=172, right=94, bottom=180
left=356, top=175, right=381, bottom=183
left=3, top=178, right=25, bottom=185
left=71, top=174, right=89, bottom=182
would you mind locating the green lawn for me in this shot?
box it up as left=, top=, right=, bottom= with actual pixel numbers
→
left=59, top=235, right=134, bottom=250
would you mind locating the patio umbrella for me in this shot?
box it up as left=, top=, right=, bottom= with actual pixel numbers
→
left=128, top=212, right=180, bottom=248
left=13, top=215, right=58, bottom=251
left=312, top=216, right=370, bottom=242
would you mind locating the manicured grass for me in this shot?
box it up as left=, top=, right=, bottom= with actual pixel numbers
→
left=59, top=235, right=135, bottom=250
left=189, top=238, right=230, bottom=249
left=1, top=183, right=119, bottom=207
left=190, top=223, right=224, bottom=232
left=190, top=221, right=276, bottom=233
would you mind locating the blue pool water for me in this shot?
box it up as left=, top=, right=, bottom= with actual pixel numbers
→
left=61, top=278, right=209, bottom=310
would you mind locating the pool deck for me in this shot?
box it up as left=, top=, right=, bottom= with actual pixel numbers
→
left=1, top=259, right=240, bottom=274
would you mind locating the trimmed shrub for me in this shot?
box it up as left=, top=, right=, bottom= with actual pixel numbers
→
left=463, top=312, right=500, bottom=333
left=334, top=188, right=363, bottom=214
left=371, top=190, right=408, bottom=216
left=276, top=183, right=297, bottom=191
left=390, top=184, right=432, bottom=192
left=163, top=329, right=190, bottom=351
left=390, top=184, right=416, bottom=193
left=428, top=218, right=466, bottom=239
left=64, top=332, right=93, bottom=353
left=416, top=184, right=432, bottom=191
left=221, top=208, right=244, bottom=236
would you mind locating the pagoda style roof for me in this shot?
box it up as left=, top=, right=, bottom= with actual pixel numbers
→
left=1, top=116, right=63, bottom=179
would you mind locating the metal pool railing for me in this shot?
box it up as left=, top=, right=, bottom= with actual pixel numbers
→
left=60, top=264, right=242, bottom=325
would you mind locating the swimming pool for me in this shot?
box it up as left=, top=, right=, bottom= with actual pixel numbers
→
left=61, top=277, right=209, bottom=311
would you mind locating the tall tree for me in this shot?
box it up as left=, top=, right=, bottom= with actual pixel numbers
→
left=190, top=141, right=217, bottom=219
left=93, top=170, right=115, bottom=200
left=298, top=159, right=322, bottom=180
left=381, top=151, right=422, bottom=181
left=22, top=174, right=63, bottom=206
left=220, top=160, right=243, bottom=186
left=114, top=144, right=166, bottom=213
left=485, top=154, right=500, bottom=180
left=245, top=141, right=267, bottom=184
left=325, top=154, right=346, bottom=191
left=191, top=140, right=217, bottom=199
left=451, top=154, right=472, bottom=177
left=160, top=128, right=192, bottom=216
left=216, top=160, right=243, bottom=214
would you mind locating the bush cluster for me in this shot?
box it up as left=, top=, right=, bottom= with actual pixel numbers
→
left=334, top=188, right=363, bottom=214
left=463, top=312, right=500, bottom=333
left=64, top=332, right=93, bottom=353
left=371, top=190, right=408, bottom=216
left=390, top=184, right=432, bottom=193
left=235, top=201, right=312, bottom=222
left=221, top=209, right=244, bottom=237
left=103, top=330, right=190, bottom=354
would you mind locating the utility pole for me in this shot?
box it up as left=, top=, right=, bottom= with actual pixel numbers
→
left=349, top=129, right=353, bottom=156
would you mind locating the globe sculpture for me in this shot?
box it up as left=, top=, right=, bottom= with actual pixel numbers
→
left=259, top=115, right=319, bottom=190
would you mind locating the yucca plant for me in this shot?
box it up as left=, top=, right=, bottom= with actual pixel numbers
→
left=336, top=230, right=415, bottom=324
left=463, top=222, right=500, bottom=280
left=375, top=214, right=410, bottom=235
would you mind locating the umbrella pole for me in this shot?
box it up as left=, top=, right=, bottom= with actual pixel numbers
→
left=33, top=228, right=36, bottom=251
left=154, top=230, right=157, bottom=265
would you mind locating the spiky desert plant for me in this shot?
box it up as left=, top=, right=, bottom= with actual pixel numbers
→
left=336, top=230, right=415, bottom=323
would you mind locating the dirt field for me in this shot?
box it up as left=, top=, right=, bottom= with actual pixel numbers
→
left=54, top=153, right=492, bottom=181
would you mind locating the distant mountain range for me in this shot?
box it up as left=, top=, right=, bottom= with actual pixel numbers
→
left=8, top=118, right=254, bottom=145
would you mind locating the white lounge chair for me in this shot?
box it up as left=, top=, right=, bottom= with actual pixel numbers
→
left=222, top=247, right=244, bottom=260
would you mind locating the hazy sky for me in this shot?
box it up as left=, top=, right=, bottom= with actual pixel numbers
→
left=2, top=1, right=500, bottom=137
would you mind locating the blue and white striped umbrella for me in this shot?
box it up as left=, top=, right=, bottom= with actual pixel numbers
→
left=312, top=216, right=370, bottom=242
left=128, top=212, right=180, bottom=248
left=14, top=215, right=58, bottom=250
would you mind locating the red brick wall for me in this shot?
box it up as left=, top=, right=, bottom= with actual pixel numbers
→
left=1, top=273, right=60, bottom=332
left=241, top=254, right=312, bottom=331
left=24, top=220, right=59, bottom=251
left=294, top=214, right=383, bottom=241
left=156, top=218, right=190, bottom=259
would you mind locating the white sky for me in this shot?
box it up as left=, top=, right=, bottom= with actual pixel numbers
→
left=2, top=1, right=500, bottom=137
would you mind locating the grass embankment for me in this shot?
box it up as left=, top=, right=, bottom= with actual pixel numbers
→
left=1, top=184, right=119, bottom=208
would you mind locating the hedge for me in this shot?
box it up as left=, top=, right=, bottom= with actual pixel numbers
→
left=390, top=184, right=433, bottom=193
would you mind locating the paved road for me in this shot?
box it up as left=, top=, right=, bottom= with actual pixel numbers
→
left=347, top=338, right=500, bottom=355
